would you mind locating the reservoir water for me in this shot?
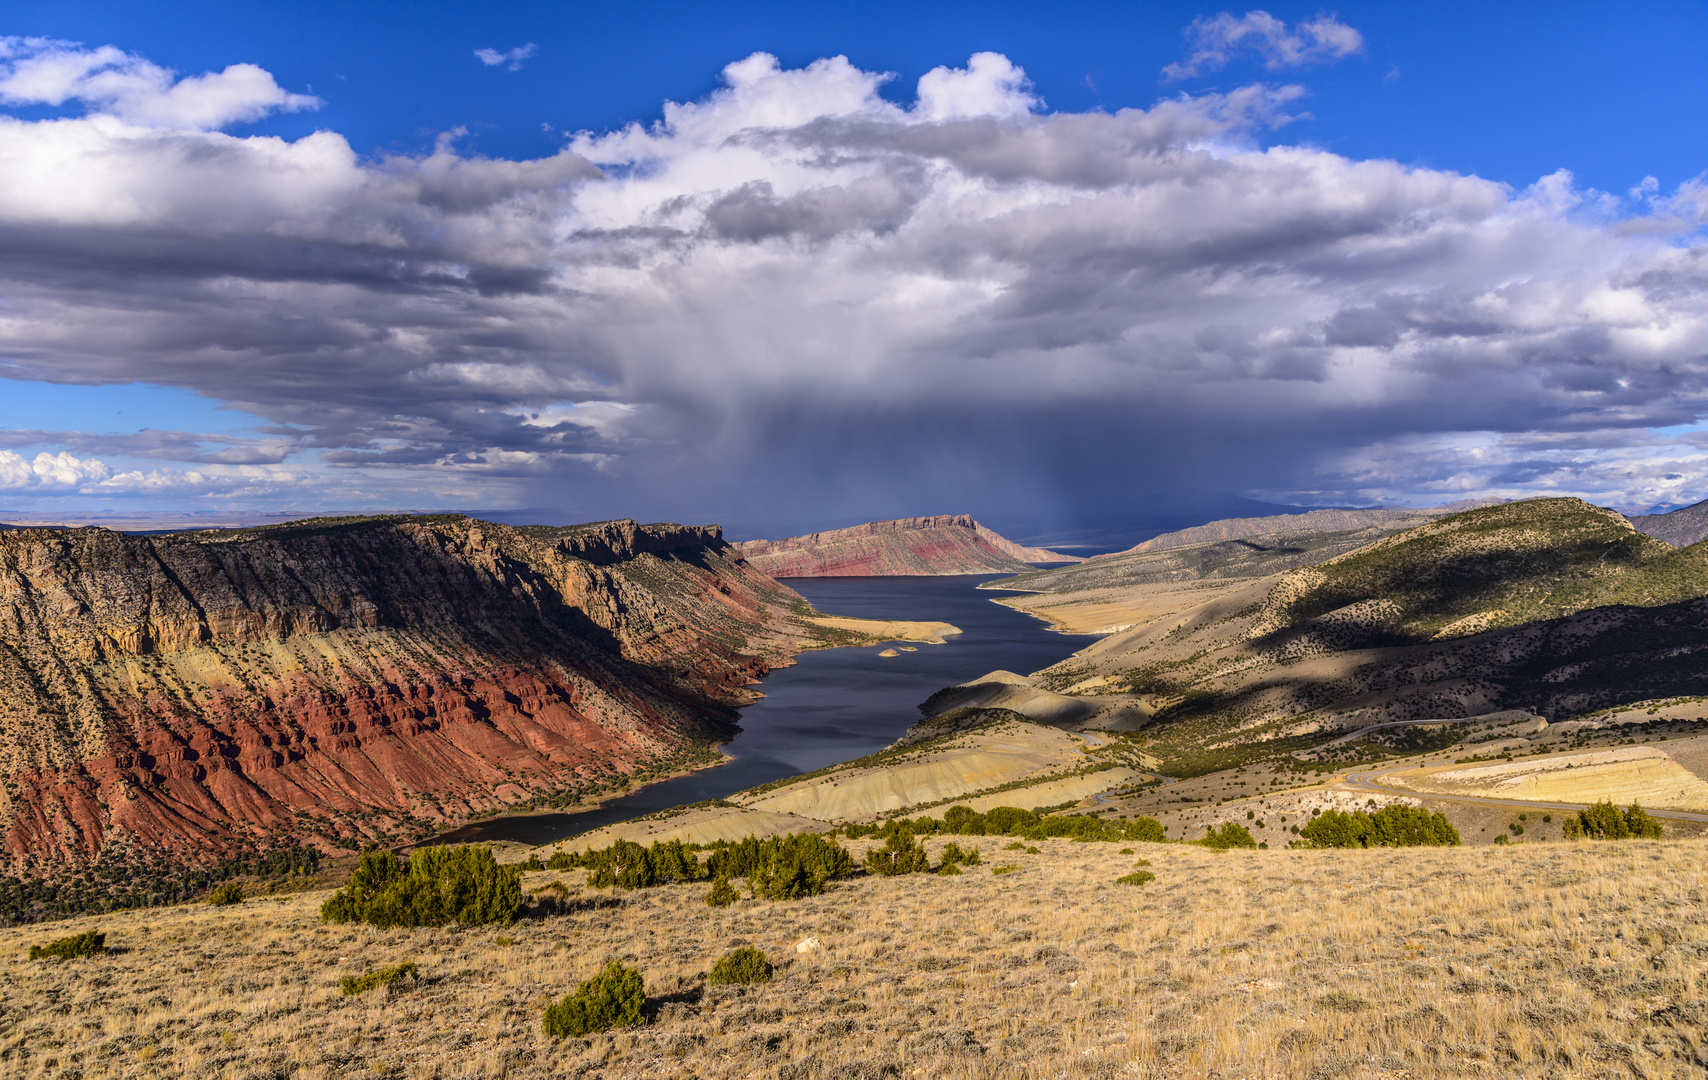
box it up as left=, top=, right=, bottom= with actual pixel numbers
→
left=432, top=575, right=1096, bottom=847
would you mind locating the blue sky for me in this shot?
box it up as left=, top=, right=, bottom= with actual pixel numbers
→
left=8, top=1, right=1703, bottom=193
left=2, top=2, right=1707, bottom=538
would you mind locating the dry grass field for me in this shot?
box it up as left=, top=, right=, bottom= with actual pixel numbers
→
left=3, top=837, right=1706, bottom=1080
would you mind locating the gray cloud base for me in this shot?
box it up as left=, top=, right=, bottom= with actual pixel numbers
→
left=1, top=50, right=1707, bottom=531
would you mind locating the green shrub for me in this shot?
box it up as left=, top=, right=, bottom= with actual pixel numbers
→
left=340, top=961, right=419, bottom=996
left=583, top=839, right=706, bottom=889
left=1196, top=822, right=1259, bottom=850
left=1116, top=870, right=1156, bottom=886
left=29, top=930, right=105, bottom=960
left=546, top=850, right=581, bottom=871
left=520, top=855, right=544, bottom=871
left=320, top=845, right=523, bottom=928
left=709, top=946, right=773, bottom=986
left=982, top=806, right=1040, bottom=834
left=990, top=864, right=1022, bottom=876
left=862, top=834, right=930, bottom=876
left=705, top=875, right=739, bottom=908
left=705, top=834, right=854, bottom=899
left=904, top=805, right=1165, bottom=844
left=542, top=961, right=645, bottom=1037
left=940, top=842, right=981, bottom=868
left=942, top=804, right=987, bottom=834
left=1562, top=801, right=1663, bottom=840
left=1294, top=806, right=1461, bottom=849
left=206, top=882, right=245, bottom=906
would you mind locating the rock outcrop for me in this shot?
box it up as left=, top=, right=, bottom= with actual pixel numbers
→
left=0, top=515, right=816, bottom=873
left=735, top=515, right=1079, bottom=577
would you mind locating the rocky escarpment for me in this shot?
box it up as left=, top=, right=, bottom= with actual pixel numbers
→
left=0, top=516, right=817, bottom=874
left=735, top=515, right=1079, bottom=577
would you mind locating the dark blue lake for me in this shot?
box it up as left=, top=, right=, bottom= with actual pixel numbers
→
left=431, top=575, right=1095, bottom=846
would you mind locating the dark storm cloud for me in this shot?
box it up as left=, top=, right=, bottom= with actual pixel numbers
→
left=2, top=47, right=1708, bottom=522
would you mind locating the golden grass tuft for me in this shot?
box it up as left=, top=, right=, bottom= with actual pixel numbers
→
left=2, top=837, right=1706, bottom=1078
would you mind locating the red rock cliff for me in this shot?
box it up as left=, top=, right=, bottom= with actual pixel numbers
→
left=734, top=515, right=1081, bottom=577
left=0, top=516, right=813, bottom=873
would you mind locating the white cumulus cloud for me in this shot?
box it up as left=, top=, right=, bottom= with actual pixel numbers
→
left=0, top=36, right=320, bottom=130
left=0, top=46, right=1706, bottom=530
left=0, top=449, right=111, bottom=489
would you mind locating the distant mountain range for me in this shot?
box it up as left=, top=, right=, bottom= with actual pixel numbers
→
left=1630, top=496, right=1708, bottom=547
left=733, top=515, right=1081, bottom=577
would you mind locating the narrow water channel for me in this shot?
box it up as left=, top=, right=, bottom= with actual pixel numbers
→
left=430, top=575, right=1095, bottom=847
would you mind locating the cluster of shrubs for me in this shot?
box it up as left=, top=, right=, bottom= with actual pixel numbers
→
left=1195, top=822, right=1260, bottom=850
left=862, top=834, right=930, bottom=876
left=205, top=882, right=245, bottom=906
left=705, top=834, right=855, bottom=900
left=1562, top=801, right=1663, bottom=840
left=320, top=845, right=523, bottom=928
left=842, top=804, right=1166, bottom=844
left=577, top=839, right=706, bottom=889
left=547, top=833, right=858, bottom=902
left=543, top=946, right=773, bottom=1038
left=1290, top=805, right=1461, bottom=849
left=543, top=960, right=646, bottom=1037
left=29, top=930, right=105, bottom=960
left=709, top=946, right=773, bottom=986
left=341, top=961, right=419, bottom=996
left=0, top=842, right=321, bottom=925
left=859, top=834, right=984, bottom=877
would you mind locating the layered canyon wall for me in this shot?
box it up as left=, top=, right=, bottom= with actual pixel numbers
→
left=735, top=515, right=1080, bottom=577
left=0, top=516, right=813, bottom=873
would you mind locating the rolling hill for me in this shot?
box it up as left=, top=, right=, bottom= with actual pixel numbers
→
left=999, top=499, right=1708, bottom=752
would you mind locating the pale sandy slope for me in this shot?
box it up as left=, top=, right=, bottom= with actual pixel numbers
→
left=733, top=720, right=1144, bottom=820
left=1377, top=743, right=1708, bottom=811
left=803, top=615, right=961, bottom=644
left=541, top=806, right=832, bottom=852
left=992, top=578, right=1252, bottom=635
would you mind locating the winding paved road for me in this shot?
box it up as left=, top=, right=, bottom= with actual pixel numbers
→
left=1341, top=765, right=1708, bottom=824
left=1074, top=731, right=1178, bottom=804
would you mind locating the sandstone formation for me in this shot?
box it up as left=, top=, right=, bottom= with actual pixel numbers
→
left=0, top=515, right=819, bottom=874
left=734, top=515, right=1079, bottom=577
